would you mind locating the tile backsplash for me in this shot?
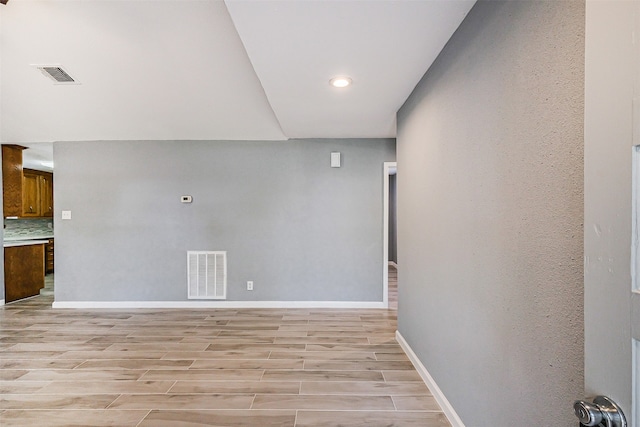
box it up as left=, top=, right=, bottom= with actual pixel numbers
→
left=4, top=218, right=54, bottom=240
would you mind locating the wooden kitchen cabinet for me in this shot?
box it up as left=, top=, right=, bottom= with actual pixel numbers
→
left=2, top=145, right=26, bottom=217
left=4, top=243, right=45, bottom=303
left=45, top=239, right=54, bottom=274
left=22, top=169, right=53, bottom=218
left=2, top=145, right=53, bottom=218
left=40, top=172, right=54, bottom=217
left=22, top=170, right=41, bottom=217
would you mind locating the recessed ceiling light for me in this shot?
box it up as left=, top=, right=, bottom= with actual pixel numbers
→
left=330, top=77, right=352, bottom=88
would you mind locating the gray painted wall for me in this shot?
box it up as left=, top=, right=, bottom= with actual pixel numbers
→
left=396, top=1, right=584, bottom=426
left=584, top=0, right=636, bottom=416
left=54, top=139, right=395, bottom=302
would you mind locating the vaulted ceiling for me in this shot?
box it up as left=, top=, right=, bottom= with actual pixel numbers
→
left=0, top=0, right=475, bottom=150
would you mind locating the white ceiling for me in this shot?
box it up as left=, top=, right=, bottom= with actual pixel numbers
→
left=226, top=0, right=475, bottom=138
left=0, top=0, right=475, bottom=166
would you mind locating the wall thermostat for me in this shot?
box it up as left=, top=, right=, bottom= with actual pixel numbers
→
left=181, top=195, right=193, bottom=203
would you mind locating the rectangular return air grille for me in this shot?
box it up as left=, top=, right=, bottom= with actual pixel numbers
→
left=187, top=251, right=226, bottom=300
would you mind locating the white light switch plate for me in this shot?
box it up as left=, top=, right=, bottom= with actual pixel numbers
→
left=331, top=152, right=341, bottom=168
left=61, top=210, right=72, bottom=220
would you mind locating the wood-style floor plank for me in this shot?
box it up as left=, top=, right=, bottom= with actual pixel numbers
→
left=0, top=409, right=149, bottom=427
left=138, top=410, right=296, bottom=427
left=295, top=410, right=450, bottom=427
left=0, top=265, right=451, bottom=426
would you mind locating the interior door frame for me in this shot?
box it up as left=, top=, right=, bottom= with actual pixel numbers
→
left=383, top=162, right=397, bottom=309
left=584, top=1, right=638, bottom=423
left=633, top=147, right=640, bottom=427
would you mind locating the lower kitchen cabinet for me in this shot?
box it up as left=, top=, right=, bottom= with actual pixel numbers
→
left=45, top=239, right=54, bottom=274
left=4, top=243, right=45, bottom=303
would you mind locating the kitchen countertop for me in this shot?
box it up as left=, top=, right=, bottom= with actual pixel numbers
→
left=4, top=235, right=54, bottom=242
left=4, top=239, right=50, bottom=248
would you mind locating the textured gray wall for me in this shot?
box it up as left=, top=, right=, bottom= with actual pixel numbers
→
left=54, top=139, right=395, bottom=302
left=396, top=1, right=584, bottom=426
left=584, top=0, right=636, bottom=415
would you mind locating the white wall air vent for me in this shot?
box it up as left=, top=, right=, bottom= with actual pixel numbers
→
left=34, top=65, right=80, bottom=84
left=187, top=251, right=227, bottom=300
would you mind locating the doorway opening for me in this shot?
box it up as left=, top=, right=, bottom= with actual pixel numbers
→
left=2, top=143, right=55, bottom=306
left=383, top=162, right=397, bottom=309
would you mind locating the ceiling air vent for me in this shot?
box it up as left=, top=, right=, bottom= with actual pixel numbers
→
left=34, top=65, right=80, bottom=85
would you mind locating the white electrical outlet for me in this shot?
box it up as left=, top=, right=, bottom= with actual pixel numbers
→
left=247, top=281, right=253, bottom=291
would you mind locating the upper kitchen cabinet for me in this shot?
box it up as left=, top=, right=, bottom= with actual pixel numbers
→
left=23, top=170, right=41, bottom=216
left=2, top=145, right=26, bottom=217
left=2, top=145, right=54, bottom=218
left=40, top=172, right=54, bottom=217
left=22, top=169, right=53, bottom=218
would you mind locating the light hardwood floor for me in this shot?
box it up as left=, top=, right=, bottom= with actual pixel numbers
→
left=0, top=266, right=449, bottom=427
left=388, top=264, right=398, bottom=311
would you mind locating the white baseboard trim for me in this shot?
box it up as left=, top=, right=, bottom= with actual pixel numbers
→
left=389, top=261, right=398, bottom=268
left=52, top=300, right=386, bottom=309
left=395, top=330, right=465, bottom=427
left=0, top=299, right=4, bottom=306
